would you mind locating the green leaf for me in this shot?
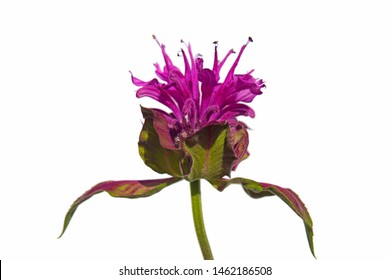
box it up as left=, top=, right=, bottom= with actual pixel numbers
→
left=184, top=124, right=237, bottom=181
left=139, top=107, right=188, bottom=177
left=58, top=177, right=181, bottom=238
left=209, top=177, right=315, bottom=257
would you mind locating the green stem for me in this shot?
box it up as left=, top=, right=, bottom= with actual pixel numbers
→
left=190, top=180, right=214, bottom=260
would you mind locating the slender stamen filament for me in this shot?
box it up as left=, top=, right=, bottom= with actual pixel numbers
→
left=152, top=34, right=162, bottom=47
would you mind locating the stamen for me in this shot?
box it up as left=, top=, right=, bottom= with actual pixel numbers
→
left=180, top=130, right=188, bottom=139
left=177, top=50, right=183, bottom=57
left=225, top=37, right=254, bottom=78
left=213, top=41, right=219, bottom=46
left=180, top=39, right=189, bottom=49
left=152, top=34, right=162, bottom=47
left=174, top=136, right=181, bottom=148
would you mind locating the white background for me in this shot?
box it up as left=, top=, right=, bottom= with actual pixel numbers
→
left=1, top=0, right=389, bottom=279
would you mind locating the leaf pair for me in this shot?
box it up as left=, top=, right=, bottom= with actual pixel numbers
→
left=58, top=176, right=315, bottom=258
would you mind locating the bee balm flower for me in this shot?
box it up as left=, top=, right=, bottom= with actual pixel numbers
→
left=59, top=36, right=314, bottom=260
left=131, top=36, right=265, bottom=175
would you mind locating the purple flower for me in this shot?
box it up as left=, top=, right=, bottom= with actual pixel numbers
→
left=131, top=36, right=265, bottom=141
left=60, top=36, right=314, bottom=259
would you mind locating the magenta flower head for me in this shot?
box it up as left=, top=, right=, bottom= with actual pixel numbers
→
left=131, top=36, right=265, bottom=176
left=59, top=36, right=314, bottom=260
left=132, top=36, right=264, bottom=133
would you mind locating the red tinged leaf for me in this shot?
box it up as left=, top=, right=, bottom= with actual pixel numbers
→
left=209, top=177, right=315, bottom=257
left=58, top=177, right=182, bottom=238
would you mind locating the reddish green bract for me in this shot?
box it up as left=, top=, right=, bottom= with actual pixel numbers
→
left=139, top=107, right=188, bottom=177
left=139, top=107, right=249, bottom=180
left=184, top=124, right=237, bottom=181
